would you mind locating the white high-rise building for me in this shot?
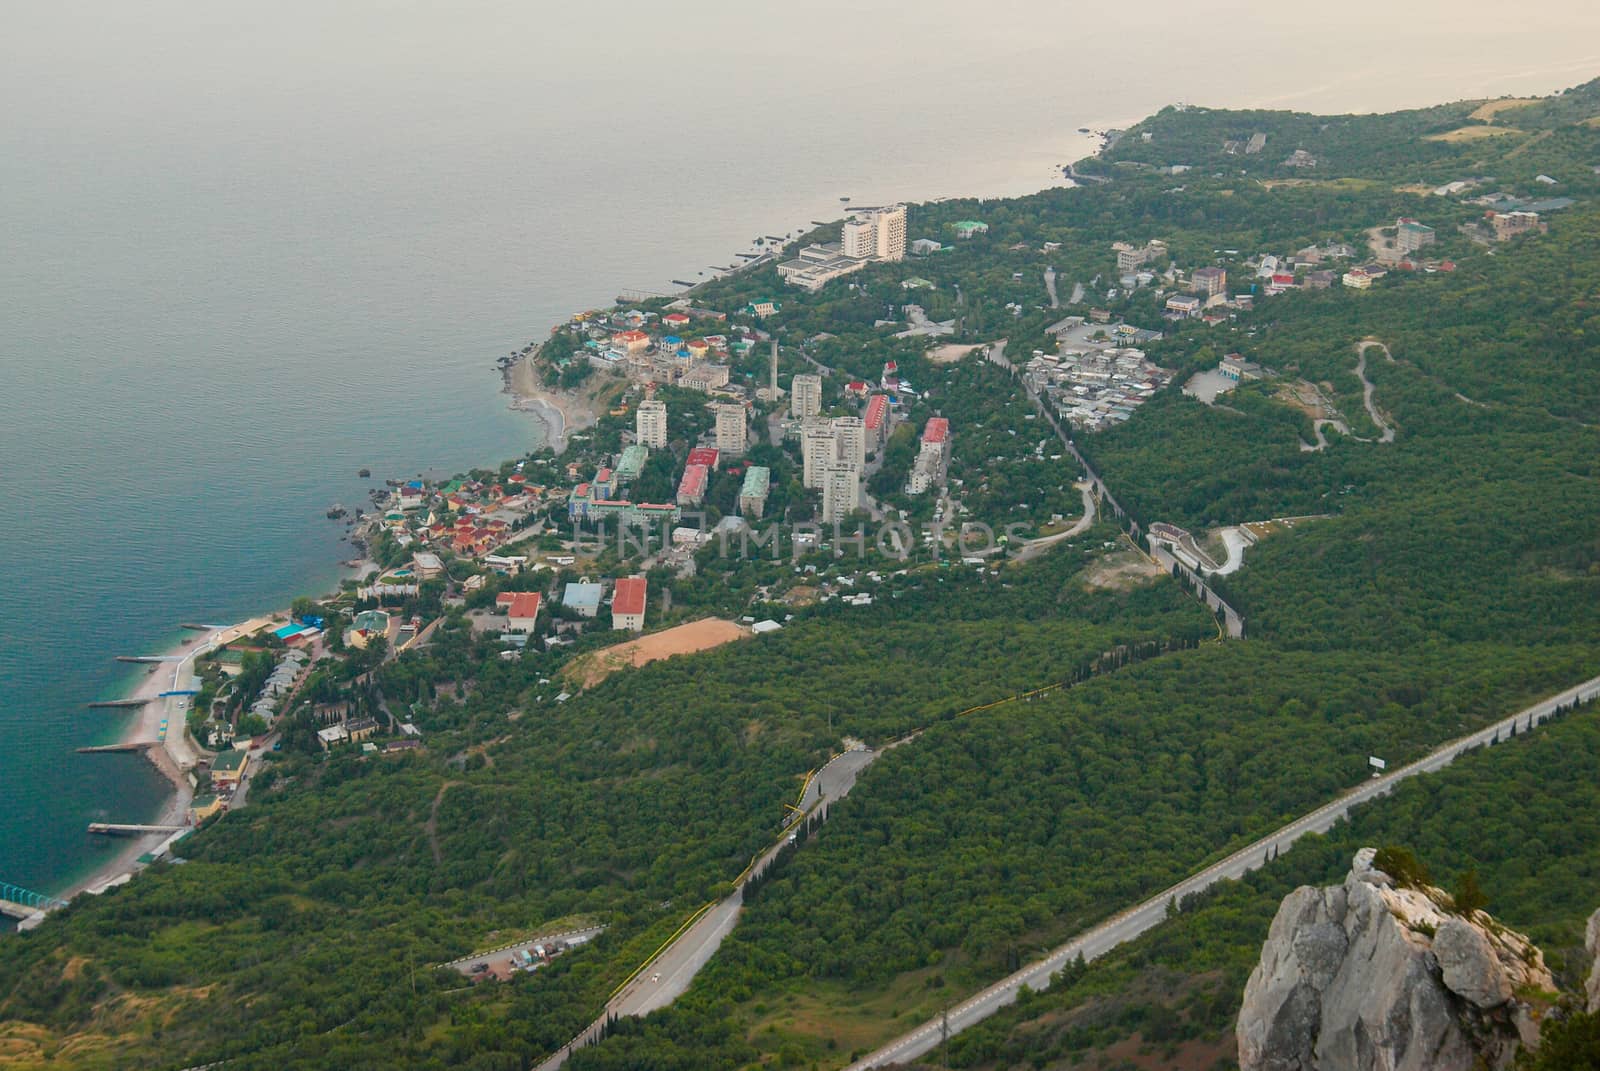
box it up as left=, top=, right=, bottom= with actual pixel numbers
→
left=790, top=374, right=823, bottom=418
left=831, top=416, right=865, bottom=471
left=636, top=399, right=668, bottom=448
left=714, top=403, right=747, bottom=456
left=840, top=204, right=908, bottom=263
left=871, top=204, right=907, bottom=262
left=841, top=218, right=876, bottom=260
left=821, top=460, right=861, bottom=523
left=802, top=424, right=837, bottom=489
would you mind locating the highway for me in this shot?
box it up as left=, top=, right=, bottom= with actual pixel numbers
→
left=535, top=748, right=878, bottom=1070
left=846, top=672, right=1600, bottom=1069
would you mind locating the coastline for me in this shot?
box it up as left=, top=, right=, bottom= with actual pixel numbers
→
left=506, top=348, right=600, bottom=453
left=41, top=131, right=1105, bottom=911
left=58, top=617, right=275, bottom=902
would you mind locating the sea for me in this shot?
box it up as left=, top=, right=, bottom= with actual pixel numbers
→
left=3, top=0, right=1598, bottom=906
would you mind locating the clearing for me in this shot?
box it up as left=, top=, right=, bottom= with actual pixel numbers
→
left=564, top=618, right=747, bottom=689
left=1084, top=546, right=1166, bottom=590
left=927, top=342, right=981, bottom=364
left=1468, top=98, right=1539, bottom=122
left=1426, top=126, right=1523, bottom=142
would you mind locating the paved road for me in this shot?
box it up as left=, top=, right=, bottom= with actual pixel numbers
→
left=1043, top=268, right=1059, bottom=309
left=537, top=748, right=879, bottom=1070
left=1012, top=483, right=1097, bottom=563
left=847, top=672, right=1600, bottom=1069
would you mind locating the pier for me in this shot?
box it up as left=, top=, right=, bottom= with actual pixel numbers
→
left=87, top=823, right=189, bottom=837
left=86, top=699, right=148, bottom=709
left=115, top=655, right=181, bottom=664
left=0, top=881, right=67, bottom=924
left=76, top=742, right=156, bottom=754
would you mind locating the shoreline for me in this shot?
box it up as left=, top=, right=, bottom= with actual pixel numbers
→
left=56, top=616, right=277, bottom=902
left=41, top=119, right=1114, bottom=911
left=506, top=348, right=600, bottom=453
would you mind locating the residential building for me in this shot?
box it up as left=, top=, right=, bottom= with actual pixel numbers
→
left=790, top=373, right=822, bottom=418
left=911, top=238, right=943, bottom=255
left=1489, top=210, right=1544, bottom=240
left=920, top=417, right=950, bottom=464
left=952, top=220, right=989, bottom=239
left=745, top=300, right=780, bottom=318
left=1342, top=268, right=1374, bottom=290
left=677, top=463, right=709, bottom=506
left=211, top=749, right=249, bottom=790
left=1305, top=270, right=1337, bottom=290
left=820, top=460, right=861, bottom=523
left=863, top=394, right=889, bottom=444
left=1191, top=266, right=1227, bottom=297
left=715, top=403, right=747, bottom=455
left=802, top=424, right=837, bottom=489
left=687, top=446, right=720, bottom=469
left=563, top=582, right=603, bottom=618
left=841, top=216, right=876, bottom=259
left=505, top=592, right=542, bottom=632
left=739, top=466, right=771, bottom=519
left=1396, top=218, right=1436, bottom=254
left=832, top=415, right=866, bottom=470
left=612, top=576, right=647, bottom=632
left=636, top=398, right=668, bottom=447
left=411, top=552, right=444, bottom=579
left=1114, top=239, right=1166, bottom=273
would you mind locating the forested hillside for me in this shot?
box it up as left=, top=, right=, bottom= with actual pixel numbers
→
left=3, top=80, right=1599, bottom=1071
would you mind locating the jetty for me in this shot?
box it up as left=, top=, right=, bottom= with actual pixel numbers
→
left=180, top=622, right=224, bottom=631
left=115, top=655, right=181, bottom=664
left=76, top=742, right=156, bottom=754
left=86, top=699, right=147, bottom=710
left=87, top=823, right=188, bottom=837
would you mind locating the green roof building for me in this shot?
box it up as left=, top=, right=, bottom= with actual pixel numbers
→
left=615, top=443, right=649, bottom=482
left=738, top=466, right=771, bottom=519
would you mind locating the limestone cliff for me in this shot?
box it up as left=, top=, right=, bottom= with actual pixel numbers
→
left=1237, top=848, right=1554, bottom=1071
left=1587, top=907, right=1600, bottom=1014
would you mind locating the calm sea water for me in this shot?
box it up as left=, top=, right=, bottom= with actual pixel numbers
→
left=3, top=1, right=1597, bottom=899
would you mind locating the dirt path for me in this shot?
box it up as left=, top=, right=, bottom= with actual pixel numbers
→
left=564, top=619, right=748, bottom=690
left=1353, top=340, right=1396, bottom=443
left=424, top=780, right=461, bottom=866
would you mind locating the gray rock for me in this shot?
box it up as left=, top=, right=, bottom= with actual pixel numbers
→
left=1436, top=916, right=1513, bottom=1007
left=1238, top=850, right=1552, bottom=1071
left=1587, top=907, right=1600, bottom=1013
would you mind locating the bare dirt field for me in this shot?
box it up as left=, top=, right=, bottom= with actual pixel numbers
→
left=1426, top=126, right=1523, bottom=143
left=564, top=618, right=747, bottom=689
left=1469, top=98, right=1538, bottom=122
left=1084, top=549, right=1166, bottom=591
left=926, top=343, right=980, bottom=364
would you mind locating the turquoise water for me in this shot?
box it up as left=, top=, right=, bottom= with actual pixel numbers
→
left=4, top=3, right=1596, bottom=899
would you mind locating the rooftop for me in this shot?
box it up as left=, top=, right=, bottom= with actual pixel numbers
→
left=612, top=576, right=648, bottom=617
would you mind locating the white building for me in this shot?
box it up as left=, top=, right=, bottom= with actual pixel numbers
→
left=790, top=373, right=822, bottom=418
left=844, top=204, right=906, bottom=262
left=832, top=416, right=865, bottom=471
left=636, top=399, right=668, bottom=448
left=715, top=403, right=748, bottom=456
left=802, top=424, right=837, bottom=489
left=821, top=460, right=861, bottom=523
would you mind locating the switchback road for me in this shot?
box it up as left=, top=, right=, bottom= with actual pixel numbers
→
left=846, top=672, right=1600, bottom=1069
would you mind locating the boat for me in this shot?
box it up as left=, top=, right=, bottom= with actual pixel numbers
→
left=1078, top=127, right=1090, bottom=133
left=358, top=468, right=370, bottom=478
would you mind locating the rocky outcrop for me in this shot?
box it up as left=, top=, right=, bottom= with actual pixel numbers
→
left=1586, top=907, right=1600, bottom=1013
left=1238, top=848, right=1554, bottom=1071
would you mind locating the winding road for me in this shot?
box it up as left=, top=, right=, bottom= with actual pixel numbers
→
left=536, top=748, right=879, bottom=1070
left=846, top=672, right=1600, bottom=1069
left=1353, top=340, right=1396, bottom=443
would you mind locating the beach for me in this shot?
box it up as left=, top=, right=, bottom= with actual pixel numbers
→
left=56, top=616, right=275, bottom=902
left=507, top=351, right=600, bottom=454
